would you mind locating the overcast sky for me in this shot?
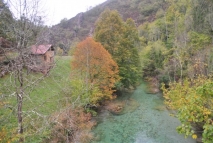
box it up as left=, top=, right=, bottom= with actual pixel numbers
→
left=44, top=0, right=107, bottom=26
left=8, top=0, right=107, bottom=26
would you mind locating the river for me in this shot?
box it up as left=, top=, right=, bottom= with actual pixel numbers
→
left=91, top=83, right=196, bottom=143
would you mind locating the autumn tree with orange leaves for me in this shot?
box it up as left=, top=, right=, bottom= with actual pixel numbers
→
left=71, top=37, right=119, bottom=104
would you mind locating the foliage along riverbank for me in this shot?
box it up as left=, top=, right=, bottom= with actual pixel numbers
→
left=144, top=77, right=160, bottom=94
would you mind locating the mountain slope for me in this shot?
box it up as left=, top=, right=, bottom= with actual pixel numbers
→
left=50, top=0, right=166, bottom=48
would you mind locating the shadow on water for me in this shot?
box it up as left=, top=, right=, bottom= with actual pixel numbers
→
left=91, top=83, right=196, bottom=143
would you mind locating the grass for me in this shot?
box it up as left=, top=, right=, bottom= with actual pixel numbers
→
left=0, top=56, right=72, bottom=142
left=27, top=56, right=72, bottom=114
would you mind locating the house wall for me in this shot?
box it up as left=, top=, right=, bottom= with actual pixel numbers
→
left=35, top=55, right=44, bottom=64
left=31, top=47, right=54, bottom=74
left=45, top=51, right=54, bottom=64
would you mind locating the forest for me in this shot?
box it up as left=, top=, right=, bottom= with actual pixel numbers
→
left=0, top=0, right=213, bottom=142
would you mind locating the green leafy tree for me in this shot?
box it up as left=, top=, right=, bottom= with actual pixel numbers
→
left=138, top=0, right=213, bottom=82
left=94, top=9, right=141, bottom=88
left=94, top=9, right=123, bottom=56
left=118, top=18, right=141, bottom=87
left=0, top=0, right=14, bottom=40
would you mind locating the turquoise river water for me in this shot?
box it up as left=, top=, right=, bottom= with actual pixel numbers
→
left=91, top=83, right=196, bottom=143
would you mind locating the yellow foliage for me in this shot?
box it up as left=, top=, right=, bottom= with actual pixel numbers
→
left=192, top=134, right=197, bottom=139
left=162, top=76, right=213, bottom=141
left=0, top=128, right=17, bottom=143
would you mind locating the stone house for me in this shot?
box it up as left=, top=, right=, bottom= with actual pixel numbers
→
left=31, top=44, right=54, bottom=74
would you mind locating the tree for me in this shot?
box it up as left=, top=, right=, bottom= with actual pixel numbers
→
left=118, top=18, right=141, bottom=87
left=0, top=0, right=46, bottom=141
left=94, top=9, right=123, bottom=56
left=0, top=0, right=13, bottom=39
left=138, top=0, right=213, bottom=83
left=71, top=37, right=119, bottom=104
left=162, top=76, right=213, bottom=142
left=94, top=9, right=141, bottom=88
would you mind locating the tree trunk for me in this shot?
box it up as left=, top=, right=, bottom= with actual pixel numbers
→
left=17, top=68, right=24, bottom=142
left=17, top=92, right=23, bottom=142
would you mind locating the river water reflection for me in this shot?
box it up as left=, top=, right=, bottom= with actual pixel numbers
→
left=91, top=83, right=196, bottom=143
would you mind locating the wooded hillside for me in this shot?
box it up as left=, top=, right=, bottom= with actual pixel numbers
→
left=50, top=0, right=166, bottom=48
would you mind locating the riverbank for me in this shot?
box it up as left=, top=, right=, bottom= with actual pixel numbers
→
left=144, top=77, right=160, bottom=94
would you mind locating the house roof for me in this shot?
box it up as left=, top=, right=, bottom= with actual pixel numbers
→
left=31, top=44, right=52, bottom=55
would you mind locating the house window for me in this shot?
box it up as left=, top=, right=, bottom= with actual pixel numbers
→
left=44, top=55, right=47, bottom=61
